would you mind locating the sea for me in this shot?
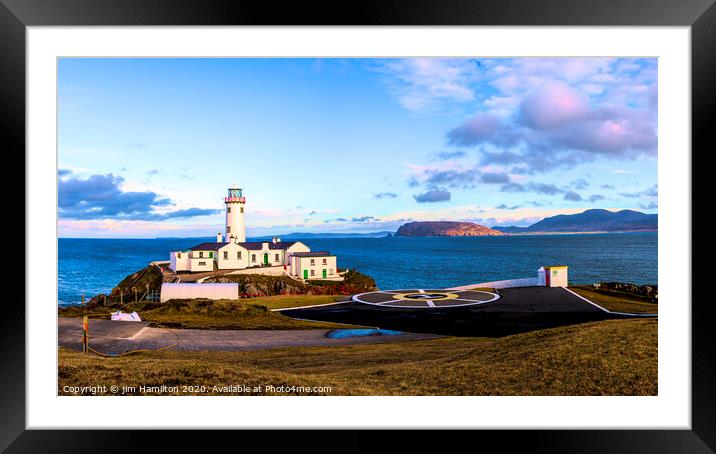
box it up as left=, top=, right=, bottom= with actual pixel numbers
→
left=57, top=232, right=657, bottom=306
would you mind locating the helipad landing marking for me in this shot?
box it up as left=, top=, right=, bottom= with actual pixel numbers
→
left=376, top=299, right=408, bottom=305
left=352, top=289, right=500, bottom=309
left=449, top=298, right=495, bottom=305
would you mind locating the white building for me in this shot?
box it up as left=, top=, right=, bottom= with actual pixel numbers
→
left=169, top=185, right=340, bottom=280
left=538, top=266, right=569, bottom=287
left=290, top=252, right=338, bottom=280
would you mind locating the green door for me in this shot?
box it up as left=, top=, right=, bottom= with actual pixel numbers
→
left=263, top=253, right=268, bottom=265
left=303, top=269, right=308, bottom=279
left=322, top=269, right=327, bottom=278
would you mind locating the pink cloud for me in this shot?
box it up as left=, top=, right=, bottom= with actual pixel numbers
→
left=519, top=82, right=590, bottom=130
left=447, top=113, right=500, bottom=145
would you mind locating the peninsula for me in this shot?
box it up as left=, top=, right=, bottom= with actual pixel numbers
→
left=395, top=221, right=505, bottom=237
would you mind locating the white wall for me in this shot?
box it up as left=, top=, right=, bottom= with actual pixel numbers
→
left=216, top=242, right=250, bottom=270
left=169, top=251, right=190, bottom=272
left=294, top=255, right=337, bottom=279
left=448, top=277, right=539, bottom=290
left=547, top=268, right=569, bottom=287
left=225, top=200, right=246, bottom=242
left=285, top=241, right=310, bottom=257
left=160, top=283, right=239, bottom=302
left=537, top=267, right=546, bottom=286
left=189, top=257, right=213, bottom=272
left=227, top=266, right=289, bottom=277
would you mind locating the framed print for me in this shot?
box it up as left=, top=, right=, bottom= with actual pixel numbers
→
left=3, top=0, right=712, bottom=451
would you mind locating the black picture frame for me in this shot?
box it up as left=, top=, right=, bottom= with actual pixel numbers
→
left=3, top=0, right=711, bottom=451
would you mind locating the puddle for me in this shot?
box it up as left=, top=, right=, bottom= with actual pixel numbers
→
left=325, top=328, right=404, bottom=339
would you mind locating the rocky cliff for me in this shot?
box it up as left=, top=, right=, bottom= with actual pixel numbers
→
left=395, top=221, right=505, bottom=237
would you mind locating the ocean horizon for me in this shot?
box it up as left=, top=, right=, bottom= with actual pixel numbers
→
left=57, top=232, right=657, bottom=306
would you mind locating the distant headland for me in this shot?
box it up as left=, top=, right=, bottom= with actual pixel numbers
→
left=395, top=221, right=504, bottom=237
left=392, top=209, right=657, bottom=237
left=493, top=209, right=657, bottom=234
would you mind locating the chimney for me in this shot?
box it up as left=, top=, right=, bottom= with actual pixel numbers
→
left=217, top=233, right=223, bottom=243
left=276, top=237, right=281, bottom=243
left=272, top=237, right=277, bottom=244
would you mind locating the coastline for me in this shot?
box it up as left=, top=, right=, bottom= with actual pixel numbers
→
left=499, top=230, right=658, bottom=236
left=394, top=230, right=657, bottom=237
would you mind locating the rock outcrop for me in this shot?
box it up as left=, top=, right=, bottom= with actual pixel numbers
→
left=592, top=282, right=658, bottom=303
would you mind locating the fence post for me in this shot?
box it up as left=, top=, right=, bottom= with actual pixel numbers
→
left=82, top=316, right=89, bottom=353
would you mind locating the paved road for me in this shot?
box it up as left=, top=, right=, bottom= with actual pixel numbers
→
left=283, top=286, right=629, bottom=337
left=58, top=318, right=441, bottom=355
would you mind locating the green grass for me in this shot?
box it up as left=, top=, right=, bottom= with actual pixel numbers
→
left=58, top=318, right=656, bottom=396
left=570, top=286, right=658, bottom=314
left=246, top=294, right=346, bottom=310
left=59, top=296, right=356, bottom=330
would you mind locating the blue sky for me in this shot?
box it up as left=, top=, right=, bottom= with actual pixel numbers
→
left=58, top=58, right=657, bottom=238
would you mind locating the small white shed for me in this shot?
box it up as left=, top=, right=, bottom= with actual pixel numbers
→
left=160, top=283, right=239, bottom=302
left=543, top=266, right=568, bottom=287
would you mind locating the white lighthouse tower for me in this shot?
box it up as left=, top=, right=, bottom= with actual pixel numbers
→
left=224, top=184, right=246, bottom=243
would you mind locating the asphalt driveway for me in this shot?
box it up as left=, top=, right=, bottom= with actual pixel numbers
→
left=281, top=286, right=627, bottom=337
left=58, top=317, right=440, bottom=355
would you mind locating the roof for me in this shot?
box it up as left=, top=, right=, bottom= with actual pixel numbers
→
left=189, top=241, right=299, bottom=251
left=544, top=265, right=568, bottom=269
left=291, top=251, right=334, bottom=257
left=188, top=242, right=229, bottom=251
left=238, top=241, right=297, bottom=250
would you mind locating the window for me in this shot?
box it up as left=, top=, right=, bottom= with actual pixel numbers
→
left=199, top=251, right=203, bottom=258
left=310, top=259, right=315, bottom=265
left=223, top=251, right=228, bottom=260
left=275, top=254, right=279, bottom=262
left=251, top=254, right=256, bottom=263
left=310, top=269, right=315, bottom=276
left=199, top=261, right=206, bottom=266
left=240, top=207, right=244, bottom=213
left=237, top=251, right=242, bottom=259
left=227, top=226, right=231, bottom=233
left=227, top=207, right=231, bottom=213
left=177, top=252, right=181, bottom=258
left=208, top=252, right=213, bottom=258
left=322, top=258, right=327, bottom=265
left=329, top=269, right=334, bottom=275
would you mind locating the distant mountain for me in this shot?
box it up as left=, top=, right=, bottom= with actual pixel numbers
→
left=493, top=209, right=658, bottom=234
left=395, top=221, right=504, bottom=237
left=250, top=231, right=393, bottom=240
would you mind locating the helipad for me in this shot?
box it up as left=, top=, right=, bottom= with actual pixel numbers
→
left=352, top=289, right=500, bottom=308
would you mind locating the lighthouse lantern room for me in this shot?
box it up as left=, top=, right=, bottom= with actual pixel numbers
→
left=224, top=185, right=246, bottom=242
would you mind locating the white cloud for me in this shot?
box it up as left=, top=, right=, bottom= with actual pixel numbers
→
left=371, top=58, right=480, bottom=111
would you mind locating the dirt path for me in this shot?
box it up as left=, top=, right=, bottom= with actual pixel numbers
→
left=58, top=318, right=441, bottom=355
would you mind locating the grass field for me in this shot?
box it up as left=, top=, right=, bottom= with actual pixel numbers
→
left=248, top=294, right=346, bottom=310
left=58, top=318, right=657, bottom=396
left=59, top=296, right=356, bottom=330
left=570, top=286, right=658, bottom=314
